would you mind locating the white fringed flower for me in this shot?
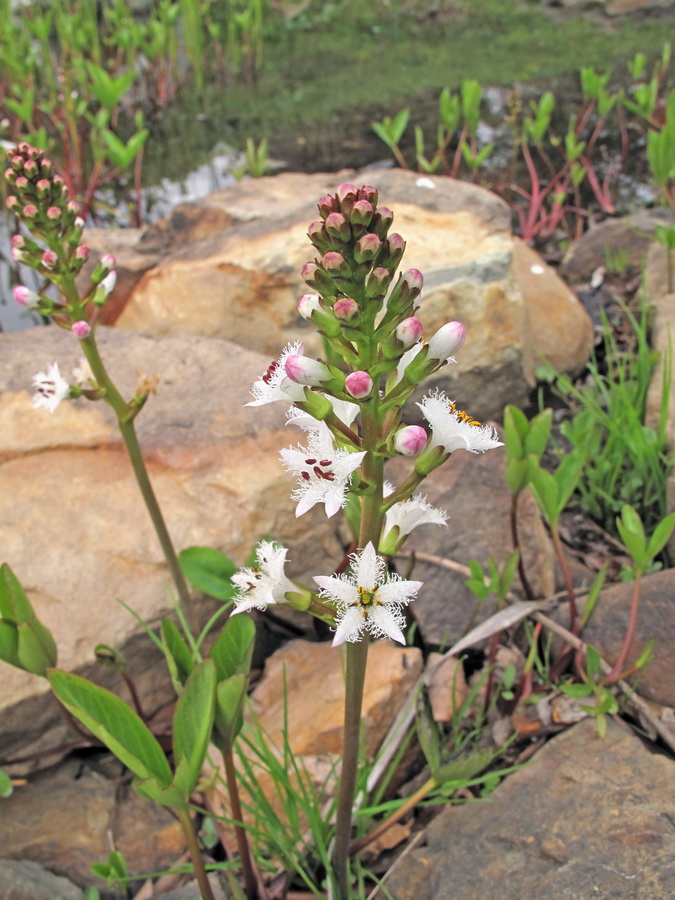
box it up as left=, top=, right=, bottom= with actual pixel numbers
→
left=246, top=341, right=308, bottom=407
left=231, top=541, right=298, bottom=615
left=384, top=488, right=448, bottom=537
left=314, top=542, right=423, bottom=646
left=32, top=362, right=70, bottom=413
left=280, top=421, right=366, bottom=517
left=417, top=390, right=503, bottom=453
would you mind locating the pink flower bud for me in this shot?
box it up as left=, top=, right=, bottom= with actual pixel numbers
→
left=41, top=250, right=58, bottom=268
left=322, top=251, right=349, bottom=275
left=13, top=285, right=40, bottom=308
left=402, top=268, right=424, bottom=295
left=307, top=218, right=328, bottom=247
left=297, top=292, right=322, bottom=319
left=67, top=200, right=81, bottom=215
left=75, top=244, right=90, bottom=260
left=336, top=183, right=358, bottom=205
left=365, top=267, right=391, bottom=298
left=285, top=353, right=331, bottom=387
left=24, top=159, right=38, bottom=178
left=317, top=193, right=337, bottom=218
left=22, top=204, right=38, bottom=218
left=394, top=425, right=428, bottom=456
left=4, top=167, right=16, bottom=184
left=427, top=321, right=466, bottom=361
left=395, top=316, right=423, bottom=349
left=333, top=297, right=360, bottom=322
left=72, top=320, right=91, bottom=339
left=349, top=199, right=374, bottom=227
left=100, top=270, right=116, bottom=294
left=324, top=211, right=351, bottom=241
left=345, top=371, right=373, bottom=399
left=15, top=176, right=29, bottom=190
left=10, top=155, right=24, bottom=171
left=101, top=253, right=116, bottom=270
left=354, top=232, right=381, bottom=263
left=11, top=234, right=25, bottom=249
left=5, top=195, right=19, bottom=210
left=40, top=158, right=53, bottom=176
left=371, top=206, right=394, bottom=238
left=358, top=185, right=378, bottom=206
left=46, top=206, right=61, bottom=220
left=11, top=247, right=26, bottom=262
left=35, top=178, right=50, bottom=196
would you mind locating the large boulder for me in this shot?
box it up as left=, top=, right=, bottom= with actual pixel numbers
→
left=97, top=169, right=592, bottom=419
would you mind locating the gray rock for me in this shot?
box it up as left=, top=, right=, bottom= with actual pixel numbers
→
left=0, top=858, right=83, bottom=900
left=388, top=717, right=675, bottom=899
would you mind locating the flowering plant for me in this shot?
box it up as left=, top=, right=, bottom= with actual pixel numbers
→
left=3, top=150, right=503, bottom=899
left=227, top=180, right=502, bottom=895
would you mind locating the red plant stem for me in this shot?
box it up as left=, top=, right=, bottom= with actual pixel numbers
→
left=222, top=748, right=257, bottom=900
left=606, top=572, right=642, bottom=683
left=551, top=526, right=578, bottom=636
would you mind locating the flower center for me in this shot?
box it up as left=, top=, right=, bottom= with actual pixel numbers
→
left=357, top=586, right=379, bottom=609
left=447, top=401, right=481, bottom=427
left=300, top=457, right=336, bottom=482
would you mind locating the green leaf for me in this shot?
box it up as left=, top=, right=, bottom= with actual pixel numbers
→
left=0, top=769, right=13, bottom=799
left=503, top=406, right=526, bottom=459
left=214, top=673, right=248, bottom=753
left=560, top=682, right=594, bottom=698
left=16, top=618, right=57, bottom=676
left=209, top=614, right=255, bottom=683
left=0, top=564, right=35, bottom=623
left=48, top=670, right=173, bottom=787
left=505, top=458, right=529, bottom=495
left=434, top=747, right=494, bottom=785
left=528, top=463, right=558, bottom=525
left=178, top=546, right=237, bottom=600
left=585, top=645, right=602, bottom=681
left=645, top=512, right=675, bottom=562
left=172, top=659, right=216, bottom=799
left=160, top=619, right=194, bottom=689
left=524, top=408, right=552, bottom=459
left=0, top=621, right=20, bottom=669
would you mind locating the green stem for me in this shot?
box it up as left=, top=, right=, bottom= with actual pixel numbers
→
left=332, top=394, right=384, bottom=899
left=333, top=638, right=369, bottom=899
left=178, top=807, right=216, bottom=900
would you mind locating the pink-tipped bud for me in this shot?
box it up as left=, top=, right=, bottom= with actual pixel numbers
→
left=101, top=253, right=116, bottom=270
left=41, top=249, right=58, bottom=269
left=345, top=370, right=373, bottom=399
left=4, top=167, right=16, bottom=184
left=298, top=292, right=322, bottom=319
left=26, top=145, right=41, bottom=160
left=66, top=200, right=81, bottom=215
left=285, top=353, right=331, bottom=387
left=322, top=251, right=349, bottom=275
left=15, top=176, right=29, bottom=190
left=395, top=316, right=423, bottom=349
left=394, top=425, right=428, bottom=457
left=354, top=232, right=381, bottom=263
left=24, top=159, right=38, bottom=178
left=46, top=206, right=61, bottom=220
left=13, top=285, right=40, bottom=308
left=365, top=266, right=391, bottom=298
left=427, top=321, right=466, bottom=361
left=35, top=178, right=50, bottom=197
left=40, top=158, right=53, bottom=177
left=334, top=297, right=360, bottom=323
left=307, top=218, right=329, bottom=248
left=72, top=320, right=91, bottom=339
left=358, top=185, right=378, bottom=206
left=349, top=199, right=374, bottom=227
left=371, top=205, right=394, bottom=238
left=336, top=182, right=358, bottom=205
left=74, top=244, right=90, bottom=261
left=6, top=195, right=19, bottom=210
left=324, top=211, right=351, bottom=242
left=74, top=216, right=85, bottom=229
left=402, top=268, right=424, bottom=295
left=22, top=203, right=38, bottom=218
left=11, top=234, right=25, bottom=249
left=11, top=246, right=26, bottom=262
left=317, top=193, right=338, bottom=218
left=10, top=155, right=23, bottom=171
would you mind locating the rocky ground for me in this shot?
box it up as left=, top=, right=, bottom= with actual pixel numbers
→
left=0, top=166, right=673, bottom=899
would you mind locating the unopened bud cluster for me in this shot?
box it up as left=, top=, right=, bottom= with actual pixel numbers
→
left=3, top=143, right=117, bottom=327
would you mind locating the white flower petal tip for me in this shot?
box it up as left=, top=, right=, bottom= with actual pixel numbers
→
left=246, top=342, right=307, bottom=406
left=383, top=491, right=448, bottom=539
left=231, top=541, right=297, bottom=614
left=32, top=362, right=70, bottom=413
left=417, top=390, right=503, bottom=454
left=315, top=541, right=422, bottom=646
left=281, top=422, right=366, bottom=518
